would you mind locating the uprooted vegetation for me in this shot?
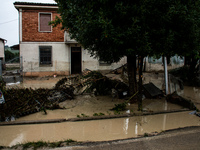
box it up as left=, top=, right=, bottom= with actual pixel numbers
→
left=0, top=71, right=129, bottom=122
left=0, top=82, right=74, bottom=122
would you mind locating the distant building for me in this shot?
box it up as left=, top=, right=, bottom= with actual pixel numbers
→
left=14, top=2, right=126, bottom=77
left=0, top=38, right=7, bottom=67
left=6, top=44, right=20, bottom=54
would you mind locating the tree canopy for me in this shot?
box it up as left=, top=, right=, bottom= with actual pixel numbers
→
left=52, top=0, right=200, bottom=109
left=53, top=0, right=200, bottom=60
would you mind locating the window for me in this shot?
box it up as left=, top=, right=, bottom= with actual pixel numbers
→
left=39, top=46, right=52, bottom=66
left=99, top=60, right=111, bottom=66
left=39, top=13, right=51, bottom=32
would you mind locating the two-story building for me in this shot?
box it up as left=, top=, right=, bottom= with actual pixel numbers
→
left=14, top=2, right=126, bottom=77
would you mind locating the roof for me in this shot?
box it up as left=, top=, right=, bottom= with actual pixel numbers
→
left=14, top=2, right=58, bottom=10
left=0, top=38, right=7, bottom=42
left=10, top=44, right=19, bottom=50
left=14, top=2, right=57, bottom=6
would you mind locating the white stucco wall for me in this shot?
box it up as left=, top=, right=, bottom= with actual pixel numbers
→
left=145, top=56, right=184, bottom=71
left=82, top=48, right=127, bottom=71
left=0, top=40, right=5, bottom=60
left=20, top=42, right=70, bottom=76
left=20, top=42, right=127, bottom=76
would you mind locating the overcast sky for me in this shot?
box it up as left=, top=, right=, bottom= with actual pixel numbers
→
left=0, top=0, right=56, bottom=46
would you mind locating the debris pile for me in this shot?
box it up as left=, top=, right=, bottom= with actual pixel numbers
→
left=0, top=70, right=130, bottom=121
left=0, top=84, right=74, bottom=122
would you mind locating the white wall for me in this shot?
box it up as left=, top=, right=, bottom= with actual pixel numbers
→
left=0, top=40, right=4, bottom=59
left=20, top=42, right=127, bottom=76
left=82, top=48, right=127, bottom=71
left=20, top=42, right=70, bottom=74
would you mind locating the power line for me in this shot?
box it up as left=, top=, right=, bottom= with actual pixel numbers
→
left=0, top=19, right=18, bottom=25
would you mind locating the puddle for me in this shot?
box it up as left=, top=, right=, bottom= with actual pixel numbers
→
left=177, top=86, right=200, bottom=110
left=0, top=111, right=199, bottom=147
left=6, top=76, right=63, bottom=89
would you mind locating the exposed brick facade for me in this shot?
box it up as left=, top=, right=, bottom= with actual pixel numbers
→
left=22, top=9, right=64, bottom=42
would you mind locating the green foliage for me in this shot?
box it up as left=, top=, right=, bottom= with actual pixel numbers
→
left=5, top=50, right=15, bottom=62
left=54, top=0, right=200, bottom=59
left=0, top=78, right=6, bottom=92
left=81, top=113, right=88, bottom=117
left=12, top=139, right=76, bottom=149
left=22, top=141, right=48, bottom=150
left=169, top=66, right=190, bottom=81
left=53, top=0, right=200, bottom=108
left=111, top=103, right=127, bottom=112
left=77, top=113, right=89, bottom=118
left=93, top=112, right=105, bottom=116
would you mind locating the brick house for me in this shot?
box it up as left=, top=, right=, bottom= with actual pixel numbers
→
left=14, top=2, right=126, bottom=77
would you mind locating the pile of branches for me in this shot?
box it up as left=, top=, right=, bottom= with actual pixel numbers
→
left=0, top=83, right=74, bottom=122
left=56, top=71, right=129, bottom=96
left=78, top=71, right=128, bottom=96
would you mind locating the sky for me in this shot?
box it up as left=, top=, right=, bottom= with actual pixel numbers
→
left=0, top=0, right=56, bottom=46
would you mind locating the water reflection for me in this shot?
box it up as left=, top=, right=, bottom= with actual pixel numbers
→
left=0, top=111, right=199, bottom=147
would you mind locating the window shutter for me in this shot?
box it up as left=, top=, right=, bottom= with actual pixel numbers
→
left=40, top=14, right=51, bottom=32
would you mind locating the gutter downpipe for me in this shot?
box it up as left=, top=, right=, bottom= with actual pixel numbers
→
left=164, top=56, right=169, bottom=95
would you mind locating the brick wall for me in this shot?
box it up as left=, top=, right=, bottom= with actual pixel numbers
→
left=22, top=9, right=64, bottom=42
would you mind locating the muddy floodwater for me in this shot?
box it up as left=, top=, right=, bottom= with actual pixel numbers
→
left=0, top=111, right=199, bottom=147
left=2, top=73, right=200, bottom=147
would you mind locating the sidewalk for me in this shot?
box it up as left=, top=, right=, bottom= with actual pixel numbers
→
left=51, top=126, right=200, bottom=150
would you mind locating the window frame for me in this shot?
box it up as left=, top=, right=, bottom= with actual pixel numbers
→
left=38, top=12, right=52, bottom=32
left=39, top=46, right=52, bottom=67
left=99, top=60, right=111, bottom=66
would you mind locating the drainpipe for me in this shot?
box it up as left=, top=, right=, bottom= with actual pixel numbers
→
left=164, top=56, right=168, bottom=95
left=0, top=60, right=2, bottom=78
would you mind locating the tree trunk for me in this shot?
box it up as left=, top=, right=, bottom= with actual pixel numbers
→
left=127, top=55, right=137, bottom=101
left=189, top=55, right=198, bottom=83
left=138, top=56, right=144, bottom=111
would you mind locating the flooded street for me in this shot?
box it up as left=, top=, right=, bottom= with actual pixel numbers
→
left=1, top=73, right=200, bottom=147
left=0, top=111, right=199, bottom=147
left=177, top=86, right=200, bottom=110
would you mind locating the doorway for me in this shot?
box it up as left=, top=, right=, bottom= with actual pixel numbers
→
left=71, top=47, right=81, bottom=74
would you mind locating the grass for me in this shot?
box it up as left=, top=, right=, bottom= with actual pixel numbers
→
left=93, top=112, right=105, bottom=116
left=9, top=139, right=77, bottom=150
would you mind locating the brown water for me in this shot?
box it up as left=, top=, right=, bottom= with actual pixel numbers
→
left=177, top=86, right=200, bottom=110
left=0, top=111, right=199, bottom=147
left=13, top=95, right=183, bottom=121
left=6, top=76, right=63, bottom=89
left=3, top=73, right=200, bottom=147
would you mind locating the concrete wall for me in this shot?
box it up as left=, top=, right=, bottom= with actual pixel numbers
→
left=82, top=49, right=127, bottom=71
left=20, top=42, right=70, bottom=76
left=0, top=40, right=5, bottom=62
left=21, top=42, right=127, bottom=77
left=145, top=56, right=184, bottom=72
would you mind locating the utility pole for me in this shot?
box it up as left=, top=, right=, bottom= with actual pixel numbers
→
left=164, top=57, right=168, bottom=95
